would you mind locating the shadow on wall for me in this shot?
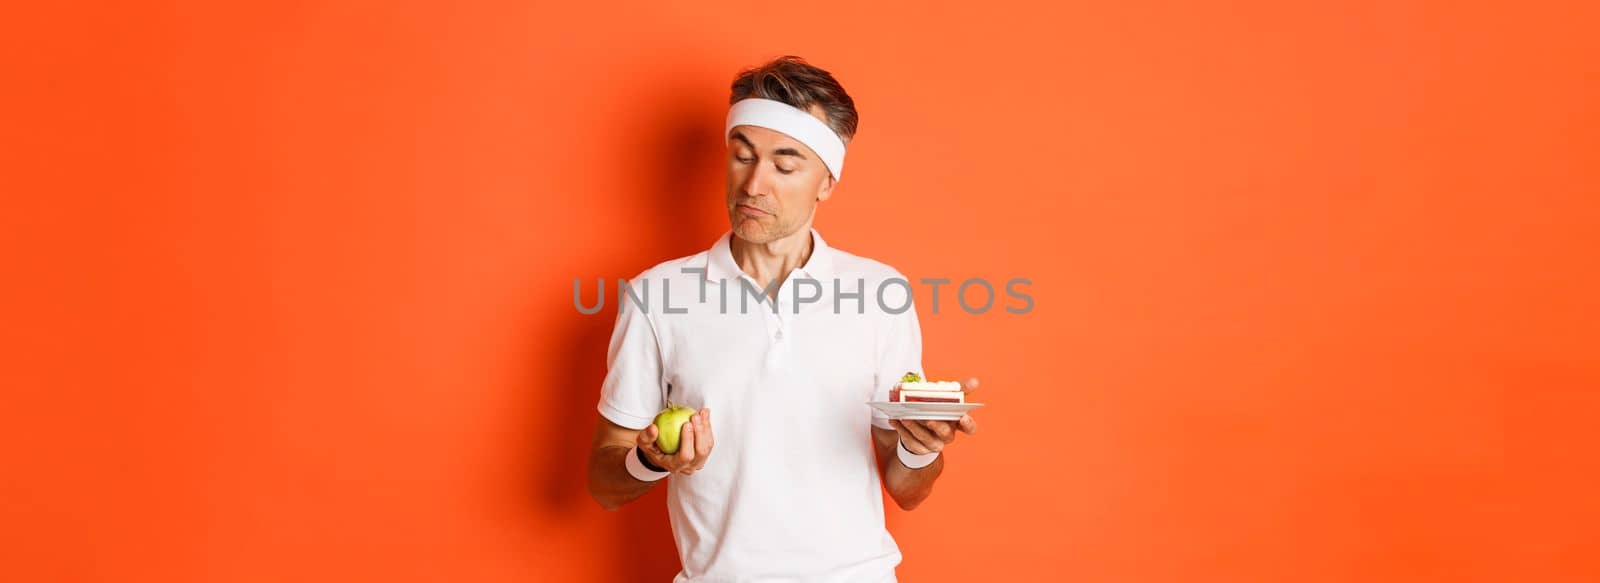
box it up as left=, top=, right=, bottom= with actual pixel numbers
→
left=524, top=81, right=727, bottom=581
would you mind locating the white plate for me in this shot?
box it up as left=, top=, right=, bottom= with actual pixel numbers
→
left=867, top=401, right=985, bottom=421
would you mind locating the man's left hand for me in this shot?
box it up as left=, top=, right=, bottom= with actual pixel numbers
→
left=888, top=377, right=980, bottom=455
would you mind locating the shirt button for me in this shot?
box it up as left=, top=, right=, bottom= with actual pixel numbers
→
left=775, top=328, right=784, bottom=341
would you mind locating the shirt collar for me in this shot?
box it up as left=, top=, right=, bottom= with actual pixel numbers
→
left=703, top=228, right=834, bottom=282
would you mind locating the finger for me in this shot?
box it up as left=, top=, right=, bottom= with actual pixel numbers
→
left=900, top=419, right=941, bottom=452
left=637, top=424, right=658, bottom=449
left=958, top=414, right=978, bottom=435
left=961, top=377, right=981, bottom=395
left=677, top=420, right=697, bottom=467
left=886, top=419, right=909, bottom=441
left=887, top=419, right=914, bottom=442
left=694, top=410, right=713, bottom=463
left=897, top=433, right=923, bottom=453
left=637, top=433, right=671, bottom=469
left=922, top=419, right=955, bottom=442
left=707, top=408, right=720, bottom=448
left=908, top=419, right=952, bottom=443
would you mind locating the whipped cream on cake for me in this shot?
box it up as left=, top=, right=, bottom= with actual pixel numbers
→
left=891, top=372, right=965, bottom=403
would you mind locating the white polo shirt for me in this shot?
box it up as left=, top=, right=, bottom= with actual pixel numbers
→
left=597, top=229, right=923, bottom=583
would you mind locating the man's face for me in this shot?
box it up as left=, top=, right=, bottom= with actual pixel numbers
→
left=725, top=110, right=837, bottom=244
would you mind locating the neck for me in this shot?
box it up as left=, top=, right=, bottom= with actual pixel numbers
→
left=730, top=226, right=814, bottom=298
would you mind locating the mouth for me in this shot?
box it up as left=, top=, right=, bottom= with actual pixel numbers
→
left=735, top=203, right=770, bottom=217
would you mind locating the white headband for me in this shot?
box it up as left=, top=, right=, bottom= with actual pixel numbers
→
left=725, top=98, right=847, bottom=180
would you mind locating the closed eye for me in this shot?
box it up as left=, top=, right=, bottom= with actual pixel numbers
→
left=734, top=153, right=793, bottom=174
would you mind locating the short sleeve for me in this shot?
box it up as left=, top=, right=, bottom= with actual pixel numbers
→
left=872, top=281, right=923, bottom=430
left=596, top=282, right=667, bottom=430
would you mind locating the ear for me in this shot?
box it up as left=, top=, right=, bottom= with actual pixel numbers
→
left=817, top=175, right=836, bottom=202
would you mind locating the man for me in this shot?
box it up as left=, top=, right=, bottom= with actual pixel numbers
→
left=586, top=55, right=979, bottom=583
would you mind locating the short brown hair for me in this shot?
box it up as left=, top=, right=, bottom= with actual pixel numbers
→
left=730, top=56, right=859, bottom=143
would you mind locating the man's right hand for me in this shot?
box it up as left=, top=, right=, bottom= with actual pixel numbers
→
left=636, top=408, right=715, bottom=476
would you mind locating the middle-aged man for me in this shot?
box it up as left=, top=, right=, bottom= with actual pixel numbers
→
left=586, top=55, right=979, bottom=583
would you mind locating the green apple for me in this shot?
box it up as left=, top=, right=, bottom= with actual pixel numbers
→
left=652, top=403, right=697, bottom=454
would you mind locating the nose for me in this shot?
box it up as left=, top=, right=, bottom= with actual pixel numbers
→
left=741, top=159, right=773, bottom=198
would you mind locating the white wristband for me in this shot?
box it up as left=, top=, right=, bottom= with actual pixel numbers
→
left=896, top=439, right=940, bottom=469
left=625, top=446, right=670, bottom=482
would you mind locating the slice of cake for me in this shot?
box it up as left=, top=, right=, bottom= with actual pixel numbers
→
left=890, top=372, right=965, bottom=403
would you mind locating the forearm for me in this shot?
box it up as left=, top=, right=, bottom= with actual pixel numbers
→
left=879, top=448, right=945, bottom=511
left=587, top=445, right=660, bottom=510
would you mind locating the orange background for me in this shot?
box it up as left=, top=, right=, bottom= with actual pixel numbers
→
left=3, top=1, right=1598, bottom=581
